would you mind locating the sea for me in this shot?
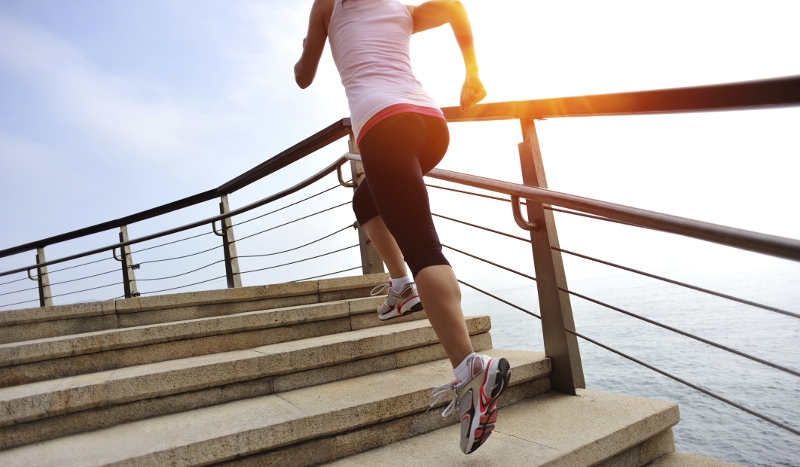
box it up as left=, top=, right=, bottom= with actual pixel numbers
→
left=463, top=266, right=800, bottom=467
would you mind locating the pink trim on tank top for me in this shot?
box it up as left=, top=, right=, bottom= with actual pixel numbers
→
left=356, top=104, right=446, bottom=145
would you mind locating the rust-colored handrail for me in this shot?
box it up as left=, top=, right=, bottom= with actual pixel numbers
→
left=0, top=119, right=352, bottom=259
left=0, top=158, right=348, bottom=278
left=3, top=75, right=799, bottom=260
left=342, top=153, right=800, bottom=263
left=441, top=74, right=800, bottom=122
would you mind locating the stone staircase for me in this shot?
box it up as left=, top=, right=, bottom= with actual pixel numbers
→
left=0, top=273, right=718, bottom=466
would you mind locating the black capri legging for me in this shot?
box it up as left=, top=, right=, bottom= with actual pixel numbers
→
left=353, top=112, right=451, bottom=277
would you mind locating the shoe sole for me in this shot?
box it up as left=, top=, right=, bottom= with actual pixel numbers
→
left=378, top=296, right=423, bottom=321
left=464, top=357, right=511, bottom=455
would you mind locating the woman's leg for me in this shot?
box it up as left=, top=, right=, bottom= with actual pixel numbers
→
left=357, top=113, right=473, bottom=368
left=361, top=216, right=407, bottom=279
left=415, top=264, right=473, bottom=367
left=352, top=178, right=408, bottom=279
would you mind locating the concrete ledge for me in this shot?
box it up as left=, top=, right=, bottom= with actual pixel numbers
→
left=0, top=315, right=120, bottom=347
left=0, top=301, right=352, bottom=368
left=326, top=389, right=680, bottom=467
left=0, top=301, right=116, bottom=328
left=0, top=305, right=120, bottom=346
left=0, top=319, right=350, bottom=388
left=114, top=283, right=318, bottom=314
left=0, top=334, right=496, bottom=451
left=0, top=349, right=545, bottom=466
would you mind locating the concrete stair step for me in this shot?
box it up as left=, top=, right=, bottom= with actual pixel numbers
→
left=0, top=316, right=491, bottom=449
left=0, top=295, right=427, bottom=388
left=324, top=389, right=680, bottom=467
left=219, top=361, right=550, bottom=467
left=0, top=350, right=548, bottom=467
left=0, top=273, right=389, bottom=345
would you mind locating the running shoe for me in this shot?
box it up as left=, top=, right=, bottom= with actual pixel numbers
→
left=370, top=281, right=424, bottom=321
left=430, top=354, right=511, bottom=454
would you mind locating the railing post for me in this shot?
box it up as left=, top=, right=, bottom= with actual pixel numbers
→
left=118, top=226, right=140, bottom=298
left=518, top=118, right=585, bottom=394
left=349, top=134, right=385, bottom=275
left=219, top=195, right=243, bottom=288
left=35, top=247, right=53, bottom=307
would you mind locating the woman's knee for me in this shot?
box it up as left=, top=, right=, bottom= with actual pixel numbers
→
left=352, top=182, right=380, bottom=226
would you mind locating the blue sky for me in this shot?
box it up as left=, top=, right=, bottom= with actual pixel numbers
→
left=1, top=1, right=799, bottom=305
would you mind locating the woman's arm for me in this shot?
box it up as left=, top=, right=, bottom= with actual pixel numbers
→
left=294, top=0, right=334, bottom=89
left=407, top=1, right=486, bottom=110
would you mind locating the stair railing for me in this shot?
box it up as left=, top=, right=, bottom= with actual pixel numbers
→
left=1, top=75, right=799, bottom=439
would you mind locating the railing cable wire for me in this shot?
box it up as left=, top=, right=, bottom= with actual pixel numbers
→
left=237, top=244, right=359, bottom=275
left=552, top=247, right=800, bottom=320
left=0, top=298, right=40, bottom=309
left=427, top=184, right=637, bottom=227
left=433, top=213, right=530, bottom=243
left=444, top=243, right=536, bottom=281
left=291, top=266, right=363, bottom=283
left=47, top=282, right=122, bottom=300
left=458, top=279, right=800, bottom=438
left=443, top=244, right=800, bottom=378
left=234, top=224, right=354, bottom=260
left=0, top=285, right=39, bottom=297
left=435, top=214, right=799, bottom=320
left=236, top=201, right=352, bottom=243
left=45, top=268, right=119, bottom=287
left=0, top=257, right=117, bottom=290
left=48, top=256, right=116, bottom=274
left=136, top=260, right=225, bottom=282
left=138, top=245, right=222, bottom=265
left=0, top=276, right=28, bottom=287
left=136, top=275, right=227, bottom=296
left=232, top=184, right=342, bottom=228
left=132, top=231, right=215, bottom=255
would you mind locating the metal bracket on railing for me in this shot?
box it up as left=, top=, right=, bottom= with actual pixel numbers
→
left=212, top=221, right=224, bottom=237
left=27, top=269, right=38, bottom=281
left=511, top=195, right=542, bottom=231
left=112, top=248, right=122, bottom=261
left=337, top=163, right=356, bottom=188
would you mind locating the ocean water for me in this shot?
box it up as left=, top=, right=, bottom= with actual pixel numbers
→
left=463, top=267, right=800, bottom=467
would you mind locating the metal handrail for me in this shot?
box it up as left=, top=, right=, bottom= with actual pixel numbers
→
left=441, top=74, right=800, bottom=122
left=3, top=75, right=798, bottom=260
left=0, top=119, right=352, bottom=259
left=5, top=147, right=800, bottom=279
left=0, top=158, right=348, bottom=278
left=342, top=153, right=800, bottom=262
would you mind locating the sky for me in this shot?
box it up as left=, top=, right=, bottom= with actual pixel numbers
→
left=1, top=0, right=799, bottom=308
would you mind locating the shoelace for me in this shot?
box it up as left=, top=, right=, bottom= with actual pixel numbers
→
left=429, top=379, right=462, bottom=417
left=370, top=283, right=390, bottom=296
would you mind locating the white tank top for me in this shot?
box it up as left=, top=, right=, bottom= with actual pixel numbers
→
left=328, top=0, right=443, bottom=142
